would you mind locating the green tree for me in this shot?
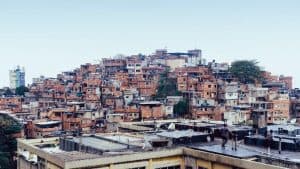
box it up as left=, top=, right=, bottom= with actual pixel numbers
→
left=154, top=69, right=181, bottom=99
left=173, top=100, right=189, bottom=117
left=0, top=125, right=20, bottom=169
left=0, top=153, right=10, bottom=169
left=229, top=60, right=263, bottom=84
left=0, top=115, right=22, bottom=169
left=15, top=86, right=29, bottom=96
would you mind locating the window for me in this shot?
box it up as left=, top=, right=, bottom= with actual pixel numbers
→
left=198, top=167, right=208, bottom=169
left=156, top=166, right=180, bottom=169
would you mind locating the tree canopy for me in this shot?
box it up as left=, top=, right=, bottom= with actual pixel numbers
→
left=15, top=86, right=29, bottom=96
left=229, top=60, right=263, bottom=84
left=153, top=69, right=181, bottom=99
left=0, top=124, right=21, bottom=169
left=173, top=99, right=189, bottom=117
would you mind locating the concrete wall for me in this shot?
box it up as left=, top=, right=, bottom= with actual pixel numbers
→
left=18, top=137, right=288, bottom=169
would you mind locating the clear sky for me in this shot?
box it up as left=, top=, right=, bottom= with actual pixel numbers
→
left=1, top=0, right=300, bottom=87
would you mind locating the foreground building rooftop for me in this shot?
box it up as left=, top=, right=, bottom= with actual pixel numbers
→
left=18, top=131, right=300, bottom=169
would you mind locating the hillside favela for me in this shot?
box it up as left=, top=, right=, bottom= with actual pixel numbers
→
left=1, top=48, right=300, bottom=169
left=1, top=1, right=300, bottom=169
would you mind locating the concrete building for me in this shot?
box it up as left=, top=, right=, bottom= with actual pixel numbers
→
left=223, top=105, right=251, bottom=125
left=165, top=57, right=186, bottom=71
left=224, top=83, right=239, bottom=107
left=9, top=66, right=25, bottom=89
left=187, top=49, right=202, bottom=66
left=25, top=120, right=62, bottom=138
left=17, top=134, right=291, bottom=169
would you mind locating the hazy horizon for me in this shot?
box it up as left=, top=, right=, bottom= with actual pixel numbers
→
left=1, top=0, right=300, bottom=87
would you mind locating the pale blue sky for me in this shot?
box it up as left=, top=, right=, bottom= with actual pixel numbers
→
left=1, top=0, right=300, bottom=87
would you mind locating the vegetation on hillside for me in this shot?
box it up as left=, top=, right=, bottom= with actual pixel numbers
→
left=0, top=119, right=22, bottom=169
left=229, top=60, right=263, bottom=84
left=173, top=99, right=189, bottom=117
left=153, top=68, right=181, bottom=99
left=15, top=86, right=29, bottom=96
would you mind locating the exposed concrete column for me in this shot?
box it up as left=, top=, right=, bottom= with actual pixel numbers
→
left=147, top=159, right=153, bottom=169
left=109, top=164, right=114, bottom=169
left=209, top=161, right=213, bottom=169
left=180, top=157, right=185, bottom=169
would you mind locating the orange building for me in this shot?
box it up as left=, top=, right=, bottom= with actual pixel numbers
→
left=0, top=97, right=23, bottom=113
left=279, top=75, right=293, bottom=90
left=140, top=101, right=164, bottom=119
left=268, top=99, right=290, bottom=124
left=114, top=108, right=140, bottom=121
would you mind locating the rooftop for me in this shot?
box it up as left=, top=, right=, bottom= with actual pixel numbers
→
left=70, top=136, right=131, bottom=151
left=140, top=101, right=162, bottom=105
left=35, top=120, right=61, bottom=126
left=156, top=130, right=208, bottom=139
left=190, top=144, right=258, bottom=159
left=18, top=136, right=289, bottom=169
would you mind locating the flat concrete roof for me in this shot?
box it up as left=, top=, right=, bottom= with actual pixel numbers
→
left=18, top=137, right=287, bottom=169
left=52, top=151, right=102, bottom=162
left=72, top=136, right=129, bottom=151
left=140, top=101, right=162, bottom=105
left=101, top=134, right=143, bottom=143
left=177, top=122, right=216, bottom=127
left=190, top=144, right=258, bottom=159
left=268, top=124, right=300, bottom=131
left=157, top=130, right=208, bottom=139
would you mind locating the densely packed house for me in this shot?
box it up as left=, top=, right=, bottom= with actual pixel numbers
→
left=0, top=49, right=296, bottom=138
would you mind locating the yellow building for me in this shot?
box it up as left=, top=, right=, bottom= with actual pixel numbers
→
left=17, top=137, right=286, bottom=169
